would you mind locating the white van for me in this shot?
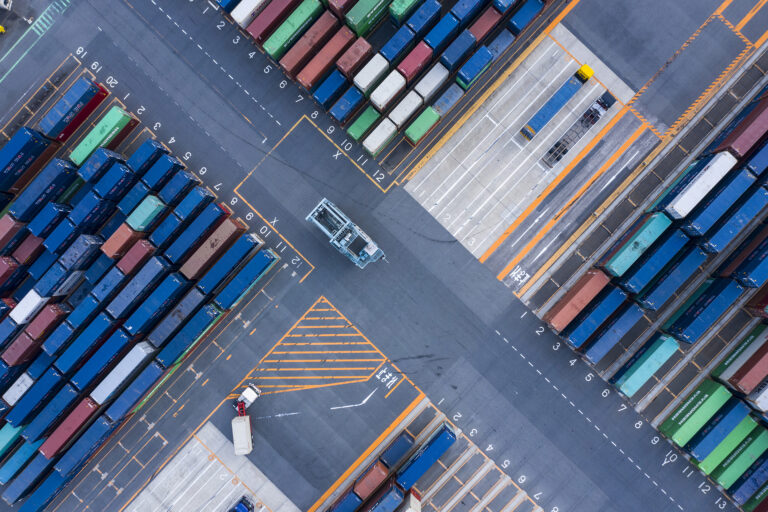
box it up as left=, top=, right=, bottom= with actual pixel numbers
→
left=231, top=416, right=253, bottom=455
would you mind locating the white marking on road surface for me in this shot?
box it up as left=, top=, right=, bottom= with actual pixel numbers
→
left=330, top=388, right=377, bottom=410
left=253, top=411, right=300, bottom=420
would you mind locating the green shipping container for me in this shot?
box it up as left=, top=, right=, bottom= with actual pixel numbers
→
left=390, top=0, right=420, bottom=24
left=745, top=478, right=768, bottom=511
left=711, top=427, right=768, bottom=488
left=263, top=0, right=323, bottom=60
left=659, top=379, right=731, bottom=446
left=346, top=0, right=393, bottom=36
left=70, top=106, right=135, bottom=166
left=126, top=195, right=166, bottom=232
left=698, top=416, right=757, bottom=473
left=662, top=279, right=713, bottom=330
left=347, top=106, right=381, bottom=142
left=616, top=335, right=678, bottom=398
left=712, top=324, right=768, bottom=380
left=603, top=212, right=672, bottom=276
left=405, top=107, right=440, bottom=144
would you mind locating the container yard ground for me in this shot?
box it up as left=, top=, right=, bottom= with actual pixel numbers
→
left=0, top=0, right=754, bottom=512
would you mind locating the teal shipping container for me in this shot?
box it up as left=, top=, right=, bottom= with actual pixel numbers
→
left=599, top=212, right=672, bottom=277
left=616, top=335, right=679, bottom=397
left=126, top=196, right=166, bottom=232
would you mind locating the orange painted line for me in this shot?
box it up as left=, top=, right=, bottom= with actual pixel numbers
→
left=307, top=392, right=426, bottom=512
left=714, top=0, right=736, bottom=15
left=498, top=121, right=648, bottom=281
left=735, top=0, right=768, bottom=30
left=279, top=342, right=372, bottom=345
left=255, top=367, right=379, bottom=371
left=270, top=350, right=380, bottom=354
left=264, top=359, right=386, bottom=362
left=479, top=105, right=630, bottom=263
left=755, top=28, right=768, bottom=47
left=384, top=378, right=404, bottom=398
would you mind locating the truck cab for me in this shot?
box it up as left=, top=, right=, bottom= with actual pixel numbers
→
left=232, top=384, right=261, bottom=410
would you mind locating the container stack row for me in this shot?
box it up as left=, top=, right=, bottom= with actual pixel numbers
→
left=542, top=84, right=768, bottom=507
left=217, top=0, right=546, bottom=157
left=0, top=78, right=279, bottom=510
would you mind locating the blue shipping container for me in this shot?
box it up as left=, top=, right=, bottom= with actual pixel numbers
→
left=0, top=440, right=42, bottom=485
left=379, top=431, right=414, bottom=468
left=158, top=171, right=199, bottom=207
left=155, top=304, right=220, bottom=369
left=37, top=78, right=100, bottom=140
left=451, top=0, right=484, bottom=27
left=747, top=140, right=768, bottom=176
left=731, top=455, right=768, bottom=503
left=214, top=250, right=277, bottom=310
left=441, top=30, right=476, bottom=72
left=54, top=415, right=116, bottom=480
left=5, top=367, right=63, bottom=427
left=104, top=360, right=164, bottom=423
left=507, top=0, right=543, bottom=35
left=147, top=287, right=206, bottom=348
left=424, top=14, right=460, bottom=53
left=33, top=262, right=68, bottom=297
left=329, top=490, right=363, bottom=512
left=457, top=46, right=493, bottom=90
left=77, top=148, right=123, bottom=182
left=68, top=191, right=115, bottom=231
left=2, top=452, right=55, bottom=504
left=26, top=351, right=54, bottom=380
left=124, top=273, right=189, bottom=337
left=142, top=154, right=184, bottom=191
left=700, top=187, right=768, bottom=253
left=734, top=239, right=768, bottom=288
left=433, top=84, right=464, bottom=117
left=27, top=203, right=70, bottom=239
left=582, top=303, right=645, bottom=365
left=149, top=213, right=184, bottom=251
left=90, top=266, right=126, bottom=304
left=107, top=256, right=170, bottom=319
left=618, top=230, right=689, bottom=294
left=84, top=253, right=113, bottom=284
left=71, top=329, right=131, bottom=391
left=218, top=0, right=240, bottom=11
left=94, top=163, right=136, bottom=201
left=521, top=73, right=585, bottom=139
left=396, top=424, right=456, bottom=489
left=406, top=0, right=440, bottom=37
left=381, top=25, right=416, bottom=63
left=330, top=87, right=365, bottom=125
left=54, top=313, right=115, bottom=375
left=0, top=129, right=50, bottom=191
left=682, top=169, right=755, bottom=237
left=488, top=28, right=514, bottom=59
left=313, top=70, right=349, bottom=110
left=17, top=470, right=69, bottom=512
left=175, top=186, right=215, bottom=221
left=117, top=181, right=150, bottom=216
left=493, top=0, right=516, bottom=13
left=685, top=398, right=749, bottom=461
left=41, top=321, right=74, bottom=357
left=21, top=383, right=79, bottom=443
left=668, top=278, right=744, bottom=343
left=165, top=203, right=227, bottom=264
left=561, top=286, right=627, bottom=349
left=9, top=159, right=77, bottom=222
left=197, top=233, right=262, bottom=295
left=60, top=234, right=102, bottom=271
left=126, top=139, right=169, bottom=177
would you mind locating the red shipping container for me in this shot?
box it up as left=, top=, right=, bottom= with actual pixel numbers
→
left=180, top=217, right=247, bottom=280
left=247, top=0, right=301, bottom=43
left=39, top=397, right=99, bottom=459
left=56, top=82, right=109, bottom=142
left=9, top=141, right=61, bottom=194
left=469, top=7, right=502, bottom=42
left=542, top=269, right=611, bottom=332
left=716, top=96, right=768, bottom=158
left=1, top=298, right=15, bottom=316
left=329, top=0, right=355, bottom=18
left=297, top=26, right=356, bottom=89
left=0, top=215, right=24, bottom=249
left=105, top=116, right=139, bottom=151
left=12, top=234, right=44, bottom=265
left=0, top=257, right=18, bottom=287
left=336, top=37, right=373, bottom=78
left=25, top=304, right=68, bottom=340
left=102, top=223, right=142, bottom=259
left=729, top=341, right=768, bottom=394
left=2, top=332, right=38, bottom=366
left=280, top=11, right=339, bottom=78
left=116, top=239, right=156, bottom=275
left=353, top=461, right=388, bottom=500
left=397, top=42, right=433, bottom=83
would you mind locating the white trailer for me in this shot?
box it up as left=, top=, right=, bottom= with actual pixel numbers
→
left=232, top=416, right=253, bottom=455
left=664, top=151, right=738, bottom=219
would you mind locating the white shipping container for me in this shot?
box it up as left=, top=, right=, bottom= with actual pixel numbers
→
left=371, top=71, right=406, bottom=111
left=54, top=271, right=83, bottom=297
left=389, top=91, right=423, bottom=129
left=415, top=63, right=449, bottom=101
left=231, top=0, right=270, bottom=28
left=718, top=328, right=768, bottom=383
left=665, top=151, right=738, bottom=219
left=748, top=379, right=768, bottom=412
left=397, top=493, right=422, bottom=512
left=10, top=290, right=49, bottom=325
left=90, top=342, right=155, bottom=405
left=363, top=119, right=397, bottom=157
left=354, top=54, right=389, bottom=93
left=2, top=373, right=34, bottom=406
left=231, top=416, right=253, bottom=455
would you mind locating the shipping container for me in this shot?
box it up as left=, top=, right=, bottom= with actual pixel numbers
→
left=469, top=7, right=502, bottom=42
left=668, top=278, right=744, bottom=343
left=0, top=129, right=51, bottom=192
left=93, top=163, right=136, bottom=202
left=747, top=140, right=768, bottom=176
left=54, top=415, right=116, bottom=478
left=488, top=28, right=514, bottom=58
left=599, top=212, right=672, bottom=277
left=156, top=170, right=198, bottom=208
left=735, top=239, right=768, bottom=288
left=363, top=118, right=397, bottom=157
left=0, top=215, right=24, bottom=252
left=380, top=431, right=414, bottom=468
left=731, top=455, right=768, bottom=505
left=345, top=0, right=393, bottom=36
left=68, top=192, right=115, bottom=232
left=699, top=417, right=754, bottom=474
left=398, top=41, right=432, bottom=83
left=450, top=0, right=484, bottom=28
left=125, top=273, right=189, bottom=337
left=2, top=333, right=39, bottom=367
left=424, top=13, right=460, bottom=53
left=298, top=26, right=356, bottom=89
left=197, top=233, right=264, bottom=295
left=637, top=245, right=708, bottom=310
left=441, top=30, right=476, bottom=72
left=77, top=149, right=122, bottom=185
left=715, top=325, right=768, bottom=383
left=414, top=63, right=448, bottom=101
left=263, top=0, right=323, bottom=60
left=729, top=339, right=768, bottom=394
left=5, top=366, right=63, bottom=427
left=354, top=53, right=389, bottom=93
left=38, top=79, right=109, bottom=141
left=396, top=423, right=456, bottom=489
left=90, top=342, right=154, bottom=404
left=69, top=107, right=138, bottom=166
left=175, top=187, right=215, bottom=222
left=247, top=0, right=301, bottom=42
left=582, top=302, right=644, bottom=364
left=0, top=257, right=18, bottom=289
left=180, top=217, right=246, bottom=280
left=405, top=107, right=440, bottom=144
left=232, top=0, right=271, bottom=27
left=406, top=0, right=439, bottom=37
left=60, top=234, right=102, bottom=271
left=165, top=202, right=228, bottom=264
left=336, top=37, right=374, bottom=78
left=543, top=269, right=610, bottom=332
left=390, top=0, right=420, bottom=24
left=117, top=181, right=150, bottom=216
left=507, top=0, right=543, bottom=35
left=1, top=451, right=51, bottom=503
left=381, top=26, right=416, bottom=64
left=330, top=86, right=365, bottom=124
left=720, top=226, right=768, bottom=279
left=2, top=372, right=34, bottom=406
left=360, top=480, right=403, bottom=512
left=41, top=322, right=74, bottom=357
left=39, top=397, right=99, bottom=458
left=347, top=106, right=381, bottom=142
left=218, top=0, right=239, bottom=11
left=492, top=0, right=514, bottom=13
left=329, top=490, right=363, bottom=512
left=388, top=91, right=423, bottom=129
left=125, top=195, right=166, bottom=232
left=90, top=266, right=127, bottom=304
left=25, top=304, right=67, bottom=341
left=355, top=460, right=388, bottom=499
left=22, top=383, right=79, bottom=442
left=107, top=256, right=170, bottom=319
left=214, top=250, right=278, bottom=310
left=685, top=398, right=749, bottom=461
left=281, top=11, right=339, bottom=78
left=748, top=286, right=768, bottom=318
left=329, top=0, right=355, bottom=18
left=457, top=46, right=493, bottom=89
left=715, top=95, right=768, bottom=158
left=9, top=158, right=77, bottom=222
left=521, top=65, right=593, bottom=139
left=744, top=479, right=768, bottom=511
left=682, top=168, right=755, bottom=237
left=0, top=440, right=41, bottom=485
left=116, top=239, right=155, bottom=275
left=54, top=313, right=115, bottom=375
left=19, top=466, right=69, bottom=512
left=560, top=286, right=626, bottom=349
left=660, top=380, right=732, bottom=446
left=11, top=290, right=49, bottom=325
left=0, top=424, right=21, bottom=459
left=314, top=70, right=350, bottom=109
left=101, top=224, right=141, bottom=259
left=104, top=360, right=164, bottom=422
left=12, top=235, right=44, bottom=266
left=618, top=229, right=689, bottom=294
left=27, top=203, right=69, bottom=240
left=712, top=427, right=768, bottom=488
left=126, top=139, right=168, bottom=177
left=663, top=153, right=739, bottom=219
left=71, top=329, right=131, bottom=392
left=155, top=304, right=221, bottom=368
left=148, top=213, right=183, bottom=251
left=749, top=379, right=768, bottom=411
left=142, top=154, right=184, bottom=192
left=147, top=288, right=206, bottom=348
left=614, top=334, right=678, bottom=398
left=33, top=263, right=69, bottom=297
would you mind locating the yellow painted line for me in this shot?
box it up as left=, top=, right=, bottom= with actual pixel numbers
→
left=294, top=325, right=351, bottom=328
left=480, top=105, right=630, bottom=264
left=280, top=342, right=373, bottom=345
left=736, top=0, right=768, bottom=30
left=271, top=350, right=380, bottom=354
left=256, top=375, right=372, bottom=379
left=264, top=359, right=386, bottom=362
left=255, top=367, right=379, bottom=371
left=285, top=333, right=364, bottom=337
left=308, top=392, right=426, bottom=512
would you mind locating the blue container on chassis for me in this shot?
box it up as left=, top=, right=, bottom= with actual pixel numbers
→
left=147, top=288, right=206, bottom=348
left=681, top=169, right=755, bottom=237
left=155, top=304, right=220, bottom=369
left=21, top=383, right=80, bottom=443
left=174, top=187, right=215, bottom=221
left=520, top=73, right=584, bottom=139
left=41, top=321, right=74, bottom=357
left=37, top=77, right=101, bottom=139
left=314, top=71, right=349, bottom=110
left=158, top=171, right=199, bottom=207
left=618, top=229, right=689, bottom=294
left=667, top=278, right=744, bottom=343
left=441, top=30, right=476, bottom=72
left=396, top=424, right=456, bottom=489
left=106, top=256, right=170, bottom=320
left=117, top=181, right=150, bottom=215
left=77, top=148, right=123, bottom=183
left=126, top=139, right=168, bottom=177
left=142, top=154, right=184, bottom=191
left=217, top=0, right=240, bottom=11
left=104, top=360, right=164, bottom=423
left=582, top=303, right=645, bottom=365
left=9, top=159, right=77, bottom=222
left=213, top=250, right=277, bottom=310
left=0, top=128, right=50, bottom=191
left=700, top=186, right=768, bottom=253
left=70, top=329, right=131, bottom=392
left=91, top=266, right=127, bottom=304
left=561, top=286, right=627, bottom=349
left=124, top=273, right=190, bottom=338
left=406, top=0, right=440, bottom=37
left=2, top=452, right=55, bottom=504
left=196, top=234, right=262, bottom=298
left=54, top=313, right=115, bottom=375
left=27, top=203, right=70, bottom=239
left=165, top=203, right=227, bottom=264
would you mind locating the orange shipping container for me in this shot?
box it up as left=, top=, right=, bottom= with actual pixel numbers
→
left=353, top=461, right=388, bottom=500
left=180, top=218, right=247, bottom=280
left=542, top=269, right=611, bottom=332
left=297, top=26, right=356, bottom=89
left=280, top=11, right=340, bottom=78
left=102, top=223, right=142, bottom=259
